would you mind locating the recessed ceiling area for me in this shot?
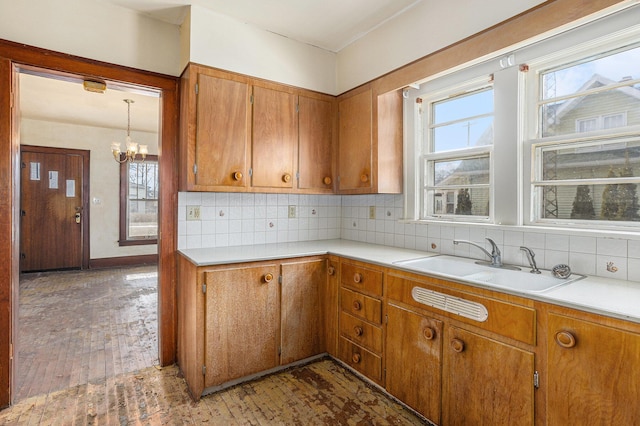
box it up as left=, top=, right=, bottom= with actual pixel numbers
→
left=102, top=0, right=423, bottom=52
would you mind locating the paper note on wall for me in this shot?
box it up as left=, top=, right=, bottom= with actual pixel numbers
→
left=49, top=171, right=58, bottom=189
left=30, top=162, right=40, bottom=180
left=66, top=180, right=75, bottom=198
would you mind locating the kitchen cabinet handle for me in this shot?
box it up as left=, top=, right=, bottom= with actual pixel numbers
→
left=323, top=176, right=332, bottom=185
left=282, top=173, right=291, bottom=183
left=327, top=266, right=335, bottom=276
left=354, top=326, right=364, bottom=337
left=352, top=300, right=362, bottom=311
left=555, top=330, right=577, bottom=348
left=352, top=353, right=361, bottom=364
left=423, top=327, right=436, bottom=341
left=353, top=273, right=362, bottom=283
left=263, top=273, right=274, bottom=283
left=451, top=338, right=465, bottom=353
left=232, top=171, right=243, bottom=181
left=360, top=174, right=369, bottom=183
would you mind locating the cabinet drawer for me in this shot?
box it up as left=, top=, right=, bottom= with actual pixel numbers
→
left=338, top=337, right=382, bottom=384
left=387, top=273, right=536, bottom=346
left=340, top=311, right=383, bottom=353
left=341, top=262, right=383, bottom=296
left=340, top=287, right=382, bottom=324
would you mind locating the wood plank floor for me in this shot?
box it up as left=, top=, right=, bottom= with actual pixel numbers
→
left=16, top=266, right=159, bottom=401
left=0, top=359, right=428, bottom=425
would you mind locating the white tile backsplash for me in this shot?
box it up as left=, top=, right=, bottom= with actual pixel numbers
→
left=178, top=192, right=640, bottom=281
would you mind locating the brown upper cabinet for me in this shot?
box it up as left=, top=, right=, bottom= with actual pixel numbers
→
left=337, top=85, right=403, bottom=194
left=179, top=63, right=335, bottom=193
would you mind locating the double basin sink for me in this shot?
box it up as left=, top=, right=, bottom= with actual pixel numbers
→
left=393, top=255, right=585, bottom=293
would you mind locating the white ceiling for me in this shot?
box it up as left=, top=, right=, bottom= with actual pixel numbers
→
left=103, top=0, right=423, bottom=52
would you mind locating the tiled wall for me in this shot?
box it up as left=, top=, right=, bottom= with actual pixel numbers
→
left=178, top=192, right=640, bottom=282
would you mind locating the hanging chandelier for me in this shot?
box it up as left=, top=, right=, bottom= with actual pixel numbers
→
left=111, top=99, right=147, bottom=163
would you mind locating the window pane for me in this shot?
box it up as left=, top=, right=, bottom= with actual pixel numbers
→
left=541, top=141, right=640, bottom=181
left=541, top=91, right=638, bottom=137
left=128, top=200, right=158, bottom=238
left=433, top=156, right=490, bottom=186
left=538, top=183, right=639, bottom=221
left=433, top=88, right=493, bottom=124
left=432, top=116, right=494, bottom=152
left=428, top=187, right=490, bottom=216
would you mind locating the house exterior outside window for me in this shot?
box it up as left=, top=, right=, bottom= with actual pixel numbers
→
left=119, top=156, right=159, bottom=245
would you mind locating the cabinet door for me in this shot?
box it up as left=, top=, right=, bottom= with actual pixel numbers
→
left=386, top=304, right=442, bottom=424
left=204, top=264, right=279, bottom=387
left=338, top=88, right=372, bottom=192
left=280, top=259, right=325, bottom=364
left=443, top=326, right=534, bottom=426
left=322, top=257, right=339, bottom=357
left=298, top=95, right=334, bottom=192
left=548, top=313, right=640, bottom=424
left=252, top=86, right=297, bottom=189
left=195, top=73, right=251, bottom=188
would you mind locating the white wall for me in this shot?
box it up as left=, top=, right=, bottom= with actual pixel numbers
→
left=21, top=118, right=158, bottom=259
left=336, top=0, right=546, bottom=93
left=0, top=0, right=181, bottom=76
left=185, top=5, right=338, bottom=94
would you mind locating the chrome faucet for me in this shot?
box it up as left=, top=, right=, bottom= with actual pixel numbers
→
left=453, top=238, right=502, bottom=268
left=520, top=246, right=541, bottom=274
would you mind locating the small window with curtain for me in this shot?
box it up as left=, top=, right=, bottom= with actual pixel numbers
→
left=119, top=155, right=158, bottom=245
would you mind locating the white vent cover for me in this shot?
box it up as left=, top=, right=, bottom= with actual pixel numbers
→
left=411, top=287, right=489, bottom=322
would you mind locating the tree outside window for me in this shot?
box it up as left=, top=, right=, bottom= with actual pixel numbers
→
left=119, top=155, right=158, bottom=246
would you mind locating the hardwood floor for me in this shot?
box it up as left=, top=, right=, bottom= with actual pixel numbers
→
left=16, top=266, right=159, bottom=401
left=0, top=359, right=427, bottom=425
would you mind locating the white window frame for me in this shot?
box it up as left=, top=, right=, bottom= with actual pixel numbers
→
left=523, top=29, right=640, bottom=229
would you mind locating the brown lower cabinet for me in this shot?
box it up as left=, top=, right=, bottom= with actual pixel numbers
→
left=177, top=255, right=330, bottom=398
left=178, top=253, right=640, bottom=424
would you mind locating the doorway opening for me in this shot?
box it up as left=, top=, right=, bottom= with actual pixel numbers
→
left=16, top=68, right=161, bottom=401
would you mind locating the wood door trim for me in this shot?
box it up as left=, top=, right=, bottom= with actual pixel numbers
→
left=0, top=38, right=179, bottom=407
left=20, top=145, right=90, bottom=270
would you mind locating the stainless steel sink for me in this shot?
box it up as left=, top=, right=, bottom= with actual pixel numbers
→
left=393, top=255, right=585, bottom=293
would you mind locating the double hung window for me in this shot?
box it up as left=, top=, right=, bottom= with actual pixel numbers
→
left=119, top=156, right=159, bottom=245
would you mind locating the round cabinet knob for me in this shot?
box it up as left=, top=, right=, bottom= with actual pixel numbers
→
left=352, top=300, right=362, bottom=311
left=555, top=330, right=577, bottom=348
left=352, top=353, right=361, bottom=364
left=423, top=327, right=436, bottom=341
left=263, top=273, right=274, bottom=283
left=323, top=176, right=332, bottom=185
left=353, top=273, right=362, bottom=283
left=232, top=171, right=243, bottom=181
left=360, top=174, right=369, bottom=183
left=282, top=173, right=291, bottom=183
left=354, top=326, right=364, bottom=337
left=327, top=266, right=335, bottom=276
left=451, top=338, right=465, bottom=353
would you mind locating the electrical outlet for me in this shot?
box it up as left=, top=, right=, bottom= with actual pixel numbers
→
left=369, top=206, right=376, bottom=219
left=187, top=205, right=201, bottom=221
left=288, top=205, right=296, bottom=218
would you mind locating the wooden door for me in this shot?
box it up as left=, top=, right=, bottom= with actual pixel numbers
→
left=20, top=146, right=88, bottom=272
left=386, top=304, right=443, bottom=423
left=298, top=95, right=334, bottom=192
left=321, top=257, right=339, bottom=356
left=195, top=73, right=251, bottom=188
left=251, top=86, right=297, bottom=189
left=338, top=88, right=372, bottom=192
left=442, top=326, right=535, bottom=426
left=547, top=313, right=640, bottom=424
left=280, top=258, right=324, bottom=364
left=204, top=264, right=280, bottom=387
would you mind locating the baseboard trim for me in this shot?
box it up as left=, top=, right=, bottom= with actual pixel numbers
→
left=89, top=254, right=158, bottom=269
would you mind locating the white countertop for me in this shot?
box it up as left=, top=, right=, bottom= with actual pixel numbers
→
left=178, top=239, right=640, bottom=324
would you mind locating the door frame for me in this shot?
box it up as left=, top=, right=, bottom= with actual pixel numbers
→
left=20, top=145, right=91, bottom=271
left=0, top=39, right=179, bottom=407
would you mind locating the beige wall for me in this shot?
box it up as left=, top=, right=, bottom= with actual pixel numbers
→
left=20, top=118, right=158, bottom=259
